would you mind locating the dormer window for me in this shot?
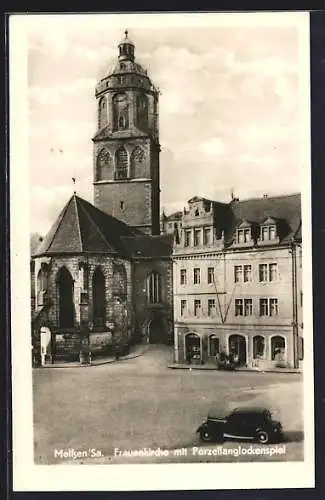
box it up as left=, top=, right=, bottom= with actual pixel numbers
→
left=237, top=228, right=251, bottom=243
left=234, top=220, right=255, bottom=247
left=260, top=217, right=278, bottom=241
left=261, top=225, right=278, bottom=240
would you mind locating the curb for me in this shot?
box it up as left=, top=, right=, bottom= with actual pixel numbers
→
left=167, top=364, right=302, bottom=374
left=36, top=346, right=150, bottom=369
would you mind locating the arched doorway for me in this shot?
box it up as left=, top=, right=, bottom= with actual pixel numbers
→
left=228, top=334, right=247, bottom=366
left=208, top=334, right=220, bottom=357
left=57, top=267, right=74, bottom=328
left=271, top=336, right=286, bottom=360
left=92, top=268, right=106, bottom=328
left=253, top=335, right=265, bottom=359
left=185, top=333, right=201, bottom=363
left=148, top=316, right=167, bottom=344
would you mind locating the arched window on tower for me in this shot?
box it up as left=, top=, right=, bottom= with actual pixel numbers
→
left=115, top=147, right=128, bottom=180
left=97, top=148, right=113, bottom=181
left=136, top=93, right=148, bottom=131
left=130, top=146, right=145, bottom=178
left=98, top=97, right=107, bottom=129
left=113, top=93, right=129, bottom=131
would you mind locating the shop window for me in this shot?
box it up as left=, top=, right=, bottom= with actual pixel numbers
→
left=271, top=336, right=286, bottom=360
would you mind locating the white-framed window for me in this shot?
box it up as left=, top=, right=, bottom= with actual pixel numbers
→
left=261, top=224, right=277, bottom=241
left=259, top=264, right=268, bottom=282
left=194, top=299, right=201, bottom=316
left=235, top=298, right=252, bottom=316
left=270, top=298, right=278, bottom=316
left=193, top=268, right=200, bottom=285
left=203, top=227, right=212, bottom=245
left=259, top=298, right=269, bottom=316
left=184, top=230, right=191, bottom=247
left=180, top=299, right=187, bottom=316
left=208, top=299, right=216, bottom=316
left=243, top=265, right=252, bottom=282
left=259, top=263, right=278, bottom=282
left=259, top=298, right=279, bottom=316
left=269, top=263, right=278, bottom=281
left=207, top=267, right=214, bottom=284
left=147, top=271, right=161, bottom=304
left=234, top=265, right=243, bottom=282
left=235, top=299, right=243, bottom=316
left=244, top=298, right=253, bottom=316
left=237, top=228, right=251, bottom=243
left=194, top=229, right=201, bottom=247
left=180, top=268, right=187, bottom=285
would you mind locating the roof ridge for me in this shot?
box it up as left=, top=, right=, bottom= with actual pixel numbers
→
left=235, top=192, right=301, bottom=203
left=77, top=198, right=116, bottom=252
left=46, top=197, right=73, bottom=252
left=74, top=194, right=83, bottom=252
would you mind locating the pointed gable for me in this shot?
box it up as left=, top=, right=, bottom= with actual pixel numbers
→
left=33, top=194, right=138, bottom=257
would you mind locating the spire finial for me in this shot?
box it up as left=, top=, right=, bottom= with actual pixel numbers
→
left=125, top=29, right=128, bottom=38
left=72, top=176, right=76, bottom=195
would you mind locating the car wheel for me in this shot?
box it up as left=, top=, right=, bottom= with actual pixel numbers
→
left=200, top=427, right=213, bottom=442
left=256, top=430, right=269, bottom=444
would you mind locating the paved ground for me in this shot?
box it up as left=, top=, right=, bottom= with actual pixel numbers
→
left=33, top=346, right=304, bottom=464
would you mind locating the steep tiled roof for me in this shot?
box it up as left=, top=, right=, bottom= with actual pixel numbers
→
left=164, top=211, right=183, bottom=221
left=33, top=195, right=138, bottom=257
left=121, top=234, right=174, bottom=259
left=226, top=193, right=301, bottom=245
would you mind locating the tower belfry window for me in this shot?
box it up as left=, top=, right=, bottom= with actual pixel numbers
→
left=115, top=147, right=128, bottom=180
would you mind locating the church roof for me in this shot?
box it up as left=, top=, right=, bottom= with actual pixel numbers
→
left=33, top=194, right=138, bottom=257
left=121, top=234, right=174, bottom=259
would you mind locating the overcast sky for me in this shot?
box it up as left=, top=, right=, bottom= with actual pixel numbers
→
left=26, top=13, right=308, bottom=235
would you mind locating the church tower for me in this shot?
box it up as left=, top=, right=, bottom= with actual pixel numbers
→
left=92, top=31, right=160, bottom=235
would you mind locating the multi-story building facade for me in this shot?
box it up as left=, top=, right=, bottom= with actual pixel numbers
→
left=163, top=194, right=302, bottom=369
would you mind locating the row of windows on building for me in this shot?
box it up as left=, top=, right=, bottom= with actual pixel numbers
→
left=98, top=92, right=150, bottom=131
left=184, top=227, right=213, bottom=247
left=179, top=297, right=279, bottom=317
left=236, top=225, right=277, bottom=243
left=97, top=146, right=145, bottom=181
left=188, top=333, right=285, bottom=360
left=181, top=224, right=278, bottom=247
left=179, top=263, right=278, bottom=286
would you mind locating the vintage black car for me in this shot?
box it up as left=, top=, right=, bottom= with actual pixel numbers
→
left=197, top=406, right=284, bottom=444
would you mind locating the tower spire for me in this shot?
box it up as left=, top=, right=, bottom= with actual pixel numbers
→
left=118, top=29, right=135, bottom=62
